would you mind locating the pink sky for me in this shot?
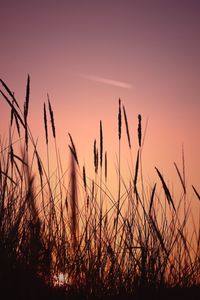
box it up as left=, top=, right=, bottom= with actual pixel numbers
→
left=0, top=1, right=200, bottom=216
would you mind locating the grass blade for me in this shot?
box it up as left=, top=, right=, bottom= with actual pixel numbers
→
left=155, top=167, right=176, bottom=211
left=192, top=185, right=200, bottom=201
left=134, top=150, right=139, bottom=191
left=149, top=183, right=157, bottom=213
left=174, top=162, right=186, bottom=194
left=0, top=78, right=20, bottom=108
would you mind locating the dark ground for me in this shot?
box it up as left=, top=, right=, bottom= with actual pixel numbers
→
left=1, top=276, right=199, bottom=300
left=1, top=261, right=199, bottom=300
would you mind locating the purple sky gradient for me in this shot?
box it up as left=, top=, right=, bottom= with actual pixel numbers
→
left=0, top=1, right=200, bottom=198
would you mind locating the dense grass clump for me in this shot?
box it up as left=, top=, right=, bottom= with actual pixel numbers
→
left=0, top=77, right=199, bottom=299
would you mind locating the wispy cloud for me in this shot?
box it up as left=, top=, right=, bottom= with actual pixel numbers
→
left=81, top=74, right=132, bottom=89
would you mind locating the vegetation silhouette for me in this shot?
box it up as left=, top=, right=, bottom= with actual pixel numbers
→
left=0, top=76, right=199, bottom=299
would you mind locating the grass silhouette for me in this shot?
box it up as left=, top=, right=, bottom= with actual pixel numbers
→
left=0, top=76, right=199, bottom=299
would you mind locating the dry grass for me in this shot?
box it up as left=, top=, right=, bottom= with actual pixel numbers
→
left=0, top=76, right=199, bottom=300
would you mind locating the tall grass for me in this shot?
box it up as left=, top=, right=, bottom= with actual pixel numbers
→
left=0, top=77, right=199, bottom=299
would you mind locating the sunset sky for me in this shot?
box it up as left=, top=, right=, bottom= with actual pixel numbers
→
left=0, top=1, right=200, bottom=204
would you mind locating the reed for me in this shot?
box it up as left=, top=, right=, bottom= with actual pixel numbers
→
left=155, top=167, right=176, bottom=211
left=118, top=98, right=122, bottom=141
left=24, top=75, right=30, bottom=148
left=0, top=78, right=199, bottom=300
left=94, top=139, right=98, bottom=174
left=68, top=133, right=79, bottom=166
left=123, top=105, right=131, bottom=149
left=47, top=94, right=56, bottom=139
left=138, top=114, right=142, bottom=148
left=69, top=152, right=79, bottom=254
left=43, top=102, right=48, bottom=145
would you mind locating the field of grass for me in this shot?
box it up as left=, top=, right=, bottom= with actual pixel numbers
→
left=0, top=76, right=199, bottom=299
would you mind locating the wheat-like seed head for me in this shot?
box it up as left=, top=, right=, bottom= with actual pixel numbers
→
left=43, top=102, right=48, bottom=145
left=118, top=98, right=122, bottom=140
left=47, top=94, right=56, bottom=139
left=138, top=114, right=142, bottom=147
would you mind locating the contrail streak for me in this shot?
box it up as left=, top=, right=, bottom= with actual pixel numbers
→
left=81, top=74, right=132, bottom=89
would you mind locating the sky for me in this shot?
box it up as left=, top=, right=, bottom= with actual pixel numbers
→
left=0, top=0, right=200, bottom=207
